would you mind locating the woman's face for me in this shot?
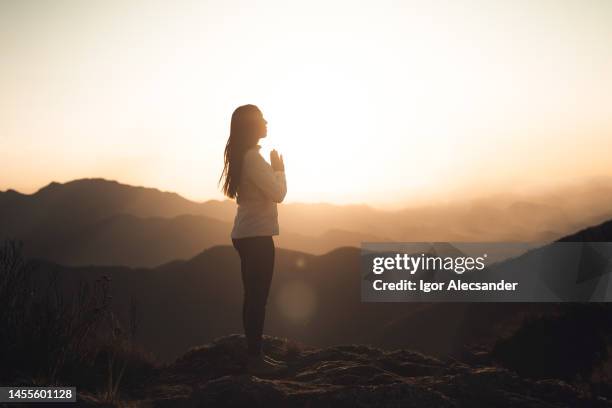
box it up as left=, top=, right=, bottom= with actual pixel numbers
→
left=256, top=111, right=268, bottom=138
left=236, top=107, right=268, bottom=140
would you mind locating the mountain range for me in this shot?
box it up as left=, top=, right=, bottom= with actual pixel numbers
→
left=3, top=177, right=612, bottom=267
left=29, top=215, right=612, bottom=363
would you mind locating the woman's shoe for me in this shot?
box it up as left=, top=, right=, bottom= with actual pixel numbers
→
left=263, top=354, right=287, bottom=366
left=246, top=354, right=285, bottom=376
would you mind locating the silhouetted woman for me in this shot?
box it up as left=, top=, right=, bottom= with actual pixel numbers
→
left=219, top=104, right=287, bottom=374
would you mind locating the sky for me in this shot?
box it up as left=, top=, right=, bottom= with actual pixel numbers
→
left=1, top=0, right=611, bottom=208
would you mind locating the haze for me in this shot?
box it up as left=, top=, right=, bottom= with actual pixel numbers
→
left=1, top=0, right=611, bottom=207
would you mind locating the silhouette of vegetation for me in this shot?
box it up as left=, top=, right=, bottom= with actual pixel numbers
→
left=0, top=239, right=157, bottom=402
left=98, top=297, right=142, bottom=403
left=492, top=303, right=612, bottom=382
left=0, top=240, right=112, bottom=383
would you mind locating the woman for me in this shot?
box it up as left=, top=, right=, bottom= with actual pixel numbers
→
left=219, top=104, right=287, bottom=374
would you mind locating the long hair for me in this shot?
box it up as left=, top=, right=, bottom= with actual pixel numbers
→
left=219, top=104, right=263, bottom=198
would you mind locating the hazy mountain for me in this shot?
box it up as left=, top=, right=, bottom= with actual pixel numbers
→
left=56, top=214, right=386, bottom=267
left=373, top=217, right=612, bottom=354
left=3, top=177, right=612, bottom=267
left=31, top=217, right=612, bottom=363
left=557, top=219, right=612, bottom=242
left=34, top=246, right=398, bottom=362
left=0, top=178, right=387, bottom=266
left=55, top=213, right=230, bottom=267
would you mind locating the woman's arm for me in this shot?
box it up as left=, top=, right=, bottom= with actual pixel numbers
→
left=246, top=150, right=287, bottom=203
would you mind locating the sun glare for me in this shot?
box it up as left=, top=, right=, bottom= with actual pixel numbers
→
left=1, top=0, right=611, bottom=205
left=253, top=56, right=464, bottom=204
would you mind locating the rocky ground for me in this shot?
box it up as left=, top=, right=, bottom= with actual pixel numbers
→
left=79, top=335, right=612, bottom=407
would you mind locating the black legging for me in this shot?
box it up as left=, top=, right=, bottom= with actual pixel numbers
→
left=232, top=236, right=275, bottom=356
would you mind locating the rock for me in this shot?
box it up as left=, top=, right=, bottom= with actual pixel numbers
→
left=81, top=335, right=612, bottom=407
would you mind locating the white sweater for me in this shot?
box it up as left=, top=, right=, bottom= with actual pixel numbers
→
left=231, top=145, right=287, bottom=239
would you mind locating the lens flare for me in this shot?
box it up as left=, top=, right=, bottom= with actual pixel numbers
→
left=276, top=281, right=317, bottom=324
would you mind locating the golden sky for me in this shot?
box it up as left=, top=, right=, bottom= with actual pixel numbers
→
left=1, top=0, right=611, bottom=207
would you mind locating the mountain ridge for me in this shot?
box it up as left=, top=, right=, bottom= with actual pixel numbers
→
left=27, top=215, right=612, bottom=363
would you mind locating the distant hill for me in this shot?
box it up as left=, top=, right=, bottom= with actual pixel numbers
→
left=373, top=217, right=612, bottom=354
left=31, top=217, right=612, bottom=363
left=34, top=246, right=399, bottom=362
left=557, top=219, right=612, bottom=242
left=0, top=178, right=387, bottom=266
left=3, top=177, right=612, bottom=266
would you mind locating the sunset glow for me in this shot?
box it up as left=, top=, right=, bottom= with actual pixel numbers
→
left=1, top=0, right=611, bottom=206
